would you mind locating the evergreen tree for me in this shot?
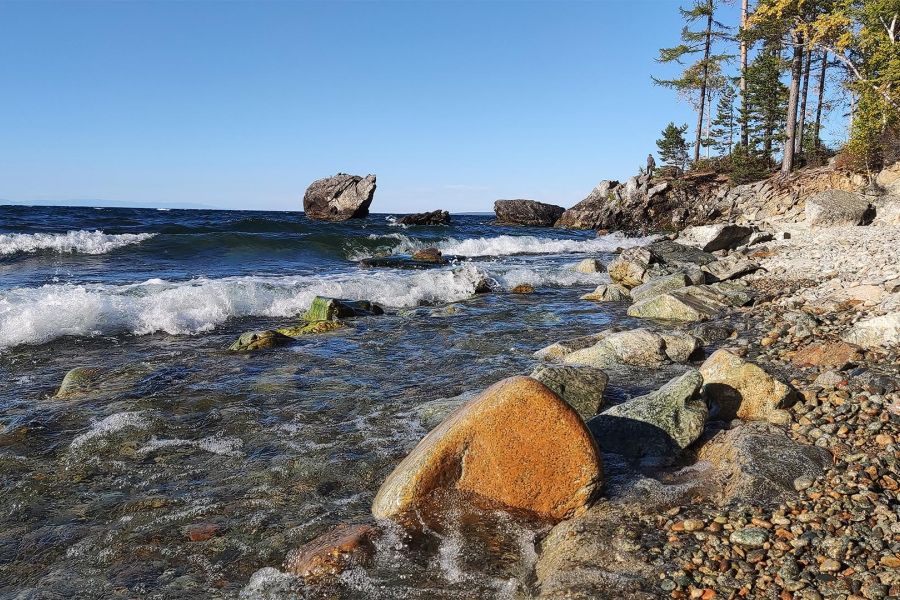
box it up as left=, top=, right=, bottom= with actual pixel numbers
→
left=709, top=83, right=738, bottom=155
left=744, top=46, right=789, bottom=160
left=656, top=122, right=690, bottom=170
left=653, top=0, right=733, bottom=164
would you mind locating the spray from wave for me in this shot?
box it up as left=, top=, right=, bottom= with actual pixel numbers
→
left=0, top=230, right=156, bottom=256
left=348, top=231, right=656, bottom=260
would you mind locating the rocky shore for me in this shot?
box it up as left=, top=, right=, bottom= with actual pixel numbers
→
left=274, top=164, right=900, bottom=599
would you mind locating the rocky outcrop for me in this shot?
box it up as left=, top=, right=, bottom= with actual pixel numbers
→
left=587, top=370, right=707, bottom=462
left=303, top=173, right=376, bottom=221
left=371, top=376, right=602, bottom=522
left=397, top=210, right=450, bottom=226
left=493, top=199, right=565, bottom=227
left=554, top=180, right=619, bottom=229
left=284, top=523, right=379, bottom=580
left=530, top=364, right=608, bottom=419
left=699, top=349, right=799, bottom=421
left=805, top=190, right=874, bottom=228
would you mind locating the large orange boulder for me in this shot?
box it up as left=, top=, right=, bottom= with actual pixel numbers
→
left=371, top=376, right=602, bottom=522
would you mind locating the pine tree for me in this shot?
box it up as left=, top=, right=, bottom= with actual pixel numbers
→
left=653, top=0, right=733, bottom=164
left=656, top=123, right=690, bottom=170
left=744, top=46, right=789, bottom=160
left=709, top=83, right=738, bottom=155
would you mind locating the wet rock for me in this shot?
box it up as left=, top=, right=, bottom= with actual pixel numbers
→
left=694, top=423, right=830, bottom=505
left=608, top=247, right=653, bottom=288
left=410, top=247, right=445, bottom=263
left=678, top=224, right=754, bottom=252
left=396, top=210, right=450, bottom=226
left=660, top=332, right=701, bottom=362
left=699, top=349, right=799, bottom=421
left=587, top=370, right=707, bottom=462
left=580, top=283, right=631, bottom=302
left=843, top=312, right=900, bottom=348
left=510, top=283, right=535, bottom=294
left=359, top=256, right=450, bottom=269
left=629, top=272, right=693, bottom=303
left=792, top=340, right=863, bottom=368
left=530, top=364, right=608, bottom=419
left=563, top=328, right=668, bottom=368
left=690, top=322, right=736, bottom=344
left=371, top=376, right=602, bottom=522
left=805, top=189, right=873, bottom=228
left=534, top=332, right=609, bottom=362
left=493, top=199, right=565, bottom=227
left=574, top=258, right=603, bottom=273
left=229, top=330, right=294, bottom=352
left=276, top=321, right=347, bottom=337
left=283, top=523, right=378, bottom=580
left=302, top=296, right=384, bottom=322
left=55, top=367, right=105, bottom=398
left=303, top=173, right=376, bottom=221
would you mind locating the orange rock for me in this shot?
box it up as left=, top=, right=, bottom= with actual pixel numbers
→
left=284, top=523, right=378, bottom=580
left=185, top=523, right=222, bottom=542
left=791, top=341, right=862, bottom=368
left=700, top=349, right=798, bottom=421
left=371, top=376, right=602, bottom=522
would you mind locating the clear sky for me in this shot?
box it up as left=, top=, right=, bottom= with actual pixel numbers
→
left=0, top=0, right=846, bottom=213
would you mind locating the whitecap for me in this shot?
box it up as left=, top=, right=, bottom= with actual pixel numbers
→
left=0, top=230, right=156, bottom=256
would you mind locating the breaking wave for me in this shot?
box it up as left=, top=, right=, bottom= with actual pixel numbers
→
left=0, top=230, right=156, bottom=256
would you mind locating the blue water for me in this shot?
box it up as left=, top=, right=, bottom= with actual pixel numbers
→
left=0, top=205, right=660, bottom=599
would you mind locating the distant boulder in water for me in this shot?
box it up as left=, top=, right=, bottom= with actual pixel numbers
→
left=396, top=210, right=450, bottom=226
left=493, top=199, right=565, bottom=227
left=303, top=173, right=376, bottom=221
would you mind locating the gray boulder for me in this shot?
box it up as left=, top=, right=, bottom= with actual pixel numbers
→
left=805, top=190, right=873, bottom=228
left=494, top=199, right=565, bottom=227
left=678, top=224, right=754, bottom=252
left=607, top=246, right=653, bottom=288
left=588, top=370, right=707, bottom=462
left=701, top=255, right=761, bottom=282
left=580, top=283, right=631, bottom=302
left=563, top=328, right=699, bottom=368
left=534, top=332, right=610, bottom=362
left=303, top=173, right=376, bottom=221
left=531, top=364, right=609, bottom=419
left=629, top=272, right=693, bottom=303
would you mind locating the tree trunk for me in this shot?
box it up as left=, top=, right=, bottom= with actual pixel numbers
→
left=796, top=46, right=812, bottom=156
left=782, top=29, right=804, bottom=174
left=813, top=51, right=827, bottom=151
left=693, top=5, right=714, bottom=164
left=739, top=0, right=749, bottom=147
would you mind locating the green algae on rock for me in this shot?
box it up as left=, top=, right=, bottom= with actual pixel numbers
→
left=228, top=330, right=294, bottom=352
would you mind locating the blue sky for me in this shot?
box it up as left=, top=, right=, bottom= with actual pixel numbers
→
left=0, top=0, right=846, bottom=213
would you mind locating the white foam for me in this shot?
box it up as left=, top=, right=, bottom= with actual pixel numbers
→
left=0, top=230, right=156, bottom=255
left=0, top=264, right=490, bottom=349
left=68, top=411, right=148, bottom=454
left=354, top=231, right=656, bottom=259
left=137, top=435, right=244, bottom=457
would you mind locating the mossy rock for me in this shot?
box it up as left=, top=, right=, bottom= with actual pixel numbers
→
left=55, top=366, right=105, bottom=398
left=302, top=296, right=384, bottom=322
left=277, top=321, right=348, bottom=337
left=229, top=330, right=294, bottom=352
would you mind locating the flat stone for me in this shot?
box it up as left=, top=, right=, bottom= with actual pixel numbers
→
left=534, top=332, right=609, bottom=362
left=793, top=341, right=862, bottom=368
left=284, top=523, right=378, bottom=580
left=580, top=283, right=631, bottom=302
left=563, top=328, right=668, bottom=368
left=629, top=272, right=693, bottom=303
left=701, top=256, right=761, bottom=282
left=627, top=289, right=725, bottom=322
left=371, top=376, right=602, bottom=522
left=678, top=224, right=754, bottom=252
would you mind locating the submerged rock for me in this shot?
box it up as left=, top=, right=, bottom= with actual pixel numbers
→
left=371, top=376, right=602, bottom=522
left=694, top=423, right=830, bottom=505
left=229, top=330, right=294, bottom=352
left=510, top=283, right=535, bottom=294
left=699, top=349, right=799, bottom=421
left=678, top=224, right=754, bottom=252
left=283, top=523, right=379, bottom=580
left=359, top=256, right=450, bottom=269
left=580, top=283, right=630, bottom=302
left=530, top=364, right=608, bottom=419
left=397, top=210, right=450, bottom=226
left=303, top=296, right=384, bottom=322
left=276, top=321, right=348, bottom=337
left=587, top=370, right=707, bottom=462
left=805, top=189, right=873, bottom=228
left=303, top=173, right=376, bottom=221
left=55, top=367, right=105, bottom=398
left=493, top=199, right=565, bottom=227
